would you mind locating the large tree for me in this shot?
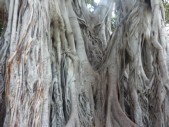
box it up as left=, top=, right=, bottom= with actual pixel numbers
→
left=0, top=0, right=169, bottom=127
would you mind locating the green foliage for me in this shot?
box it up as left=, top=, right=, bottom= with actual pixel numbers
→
left=111, top=17, right=117, bottom=31
left=85, top=0, right=93, bottom=4
left=0, top=10, right=7, bottom=36
left=85, top=0, right=97, bottom=11
left=163, top=0, right=169, bottom=23
left=0, top=20, right=4, bottom=35
left=85, top=0, right=97, bottom=6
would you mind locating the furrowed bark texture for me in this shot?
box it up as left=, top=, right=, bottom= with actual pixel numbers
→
left=0, top=0, right=169, bottom=127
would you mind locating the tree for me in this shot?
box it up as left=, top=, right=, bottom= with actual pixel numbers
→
left=163, top=0, right=169, bottom=23
left=0, top=0, right=169, bottom=127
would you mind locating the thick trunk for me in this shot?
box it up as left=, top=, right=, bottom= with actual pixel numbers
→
left=0, top=0, right=169, bottom=127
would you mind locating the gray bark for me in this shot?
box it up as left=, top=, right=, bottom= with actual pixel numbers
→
left=0, top=0, right=169, bottom=127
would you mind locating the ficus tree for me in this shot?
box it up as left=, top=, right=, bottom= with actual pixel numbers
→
left=0, top=0, right=169, bottom=127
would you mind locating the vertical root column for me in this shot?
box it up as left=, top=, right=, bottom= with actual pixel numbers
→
left=106, top=67, right=137, bottom=127
left=65, top=56, right=80, bottom=127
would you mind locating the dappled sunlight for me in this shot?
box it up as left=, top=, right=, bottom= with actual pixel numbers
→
left=94, top=0, right=100, bottom=4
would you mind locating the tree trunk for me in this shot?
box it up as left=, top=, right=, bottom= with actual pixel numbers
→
left=0, top=0, right=169, bottom=127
